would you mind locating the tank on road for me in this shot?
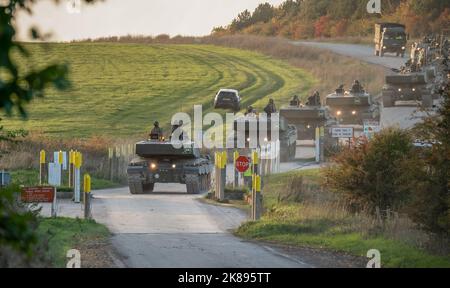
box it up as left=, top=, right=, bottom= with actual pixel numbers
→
left=325, top=90, right=378, bottom=125
left=127, top=141, right=212, bottom=195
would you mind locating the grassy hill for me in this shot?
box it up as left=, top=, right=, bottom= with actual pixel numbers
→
left=6, top=43, right=314, bottom=138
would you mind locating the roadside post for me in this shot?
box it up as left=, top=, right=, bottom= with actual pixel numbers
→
left=83, top=174, right=92, bottom=219
left=320, top=126, right=325, bottom=163
left=251, top=151, right=260, bottom=220
left=74, top=151, right=82, bottom=203
left=253, top=175, right=262, bottom=220
left=39, top=150, right=46, bottom=185
left=315, top=127, right=320, bottom=163
left=233, top=150, right=239, bottom=188
left=58, top=150, right=64, bottom=184
left=68, top=150, right=74, bottom=188
left=220, top=151, right=227, bottom=201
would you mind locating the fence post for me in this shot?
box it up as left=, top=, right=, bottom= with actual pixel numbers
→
left=74, top=152, right=82, bottom=203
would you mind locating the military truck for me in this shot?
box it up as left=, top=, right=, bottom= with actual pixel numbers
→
left=127, top=141, right=212, bottom=194
left=374, top=23, right=407, bottom=57
left=214, top=89, right=241, bottom=111
left=382, top=73, right=435, bottom=107
left=231, top=115, right=297, bottom=162
left=325, top=91, right=378, bottom=125
left=280, top=105, right=331, bottom=140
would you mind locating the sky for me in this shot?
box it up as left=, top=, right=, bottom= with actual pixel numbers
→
left=16, top=0, right=285, bottom=41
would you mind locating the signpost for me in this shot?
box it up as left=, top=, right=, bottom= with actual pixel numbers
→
left=332, top=127, right=354, bottom=138
left=364, top=120, right=381, bottom=139
left=21, top=187, right=57, bottom=217
left=235, top=156, right=250, bottom=173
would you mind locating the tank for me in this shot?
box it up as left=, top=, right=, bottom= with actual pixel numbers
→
left=127, top=141, right=212, bottom=195
left=382, top=72, right=436, bottom=107
left=230, top=115, right=297, bottom=162
left=325, top=91, right=378, bottom=125
left=280, top=105, right=331, bottom=140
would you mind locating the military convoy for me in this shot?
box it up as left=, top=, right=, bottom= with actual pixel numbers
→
left=127, top=141, right=212, bottom=195
left=382, top=34, right=448, bottom=108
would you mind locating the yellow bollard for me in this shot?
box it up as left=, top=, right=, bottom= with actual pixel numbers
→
left=83, top=174, right=92, bottom=219
left=58, top=151, right=64, bottom=165
left=255, top=175, right=261, bottom=192
left=39, top=150, right=46, bottom=185
left=221, top=151, right=227, bottom=169
left=252, top=151, right=259, bottom=165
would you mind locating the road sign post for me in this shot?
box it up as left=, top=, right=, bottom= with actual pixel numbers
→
left=74, top=152, right=82, bottom=203
left=39, top=150, right=46, bottom=185
left=21, top=186, right=57, bottom=217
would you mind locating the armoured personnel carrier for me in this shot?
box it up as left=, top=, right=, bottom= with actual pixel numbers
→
left=325, top=91, right=378, bottom=125
left=127, top=141, right=212, bottom=195
left=230, top=114, right=297, bottom=162
left=382, top=73, right=436, bottom=107
left=280, top=105, right=331, bottom=140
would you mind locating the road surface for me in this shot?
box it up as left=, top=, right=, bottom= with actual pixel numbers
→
left=91, top=184, right=311, bottom=268
left=292, top=41, right=436, bottom=130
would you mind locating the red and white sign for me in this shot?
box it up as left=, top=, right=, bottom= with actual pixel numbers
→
left=21, top=187, right=55, bottom=203
left=235, top=156, right=250, bottom=173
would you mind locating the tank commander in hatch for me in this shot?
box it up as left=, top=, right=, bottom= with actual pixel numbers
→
left=150, top=121, right=163, bottom=140
left=264, top=98, right=277, bottom=116
left=335, top=84, right=345, bottom=95
left=306, top=91, right=320, bottom=106
left=350, top=80, right=364, bottom=94
left=290, top=95, right=301, bottom=107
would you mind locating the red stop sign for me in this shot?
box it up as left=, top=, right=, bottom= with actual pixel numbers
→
left=235, top=156, right=250, bottom=173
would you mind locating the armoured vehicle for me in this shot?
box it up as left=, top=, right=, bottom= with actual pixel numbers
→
left=127, top=141, right=212, bottom=195
left=230, top=114, right=297, bottom=162
left=382, top=73, right=436, bottom=107
left=280, top=105, right=331, bottom=140
left=374, top=23, right=407, bottom=57
left=325, top=91, right=378, bottom=125
left=214, top=89, right=241, bottom=111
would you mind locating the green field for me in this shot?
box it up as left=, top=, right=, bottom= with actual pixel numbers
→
left=7, top=43, right=315, bottom=138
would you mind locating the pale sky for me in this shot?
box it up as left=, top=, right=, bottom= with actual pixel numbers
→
left=16, top=0, right=285, bottom=41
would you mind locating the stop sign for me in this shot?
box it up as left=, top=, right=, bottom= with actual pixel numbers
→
left=235, top=156, right=250, bottom=173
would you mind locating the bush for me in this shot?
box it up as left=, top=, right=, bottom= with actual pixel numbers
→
left=323, top=129, right=414, bottom=213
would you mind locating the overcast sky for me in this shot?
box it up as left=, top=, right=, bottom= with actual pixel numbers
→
left=16, top=0, right=285, bottom=41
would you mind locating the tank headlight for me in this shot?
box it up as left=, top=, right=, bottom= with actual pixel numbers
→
left=398, top=88, right=402, bottom=92
left=172, top=164, right=176, bottom=168
left=352, top=111, right=357, bottom=115
left=307, top=125, right=311, bottom=129
left=264, top=137, right=268, bottom=142
left=383, top=46, right=386, bottom=49
left=337, top=110, right=342, bottom=116
left=412, top=88, right=416, bottom=92
left=151, top=163, right=157, bottom=169
left=402, top=46, right=406, bottom=50
left=247, top=138, right=251, bottom=142
left=154, top=174, right=160, bottom=179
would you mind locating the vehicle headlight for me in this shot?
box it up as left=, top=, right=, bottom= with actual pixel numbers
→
left=383, top=46, right=386, bottom=49
left=398, top=88, right=402, bottom=92
left=412, top=88, right=416, bottom=92
left=247, top=138, right=251, bottom=142
left=264, top=137, right=268, bottom=142
left=172, top=164, right=176, bottom=168
left=402, top=46, right=406, bottom=50
left=337, top=111, right=342, bottom=116
left=151, top=163, right=157, bottom=169
left=306, top=124, right=311, bottom=129
left=352, top=111, right=357, bottom=115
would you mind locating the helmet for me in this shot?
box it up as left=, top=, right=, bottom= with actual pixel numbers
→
left=154, top=121, right=159, bottom=126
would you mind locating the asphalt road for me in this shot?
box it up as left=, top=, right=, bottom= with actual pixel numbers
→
left=92, top=184, right=311, bottom=268
left=292, top=41, right=435, bottom=130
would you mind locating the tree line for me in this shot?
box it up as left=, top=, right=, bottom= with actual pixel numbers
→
left=213, top=0, right=450, bottom=39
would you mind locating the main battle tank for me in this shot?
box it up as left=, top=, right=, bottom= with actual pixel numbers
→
left=230, top=114, right=297, bottom=162
left=127, top=141, right=212, bottom=194
left=325, top=91, right=378, bottom=125
left=280, top=105, right=331, bottom=140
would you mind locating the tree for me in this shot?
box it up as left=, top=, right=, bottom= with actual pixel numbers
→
left=0, top=0, right=100, bottom=267
left=251, top=3, right=275, bottom=24
left=230, top=9, right=252, bottom=32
